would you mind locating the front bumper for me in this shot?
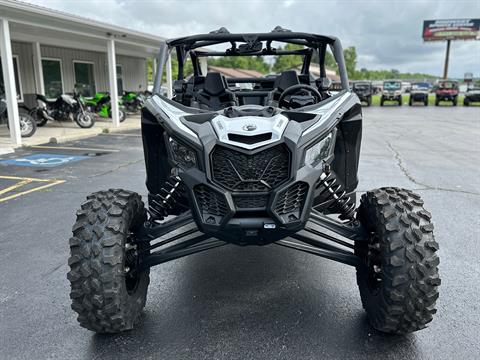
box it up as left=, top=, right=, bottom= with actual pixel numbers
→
left=179, top=148, right=323, bottom=244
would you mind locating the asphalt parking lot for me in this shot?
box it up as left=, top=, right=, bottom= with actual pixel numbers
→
left=0, top=106, right=479, bottom=360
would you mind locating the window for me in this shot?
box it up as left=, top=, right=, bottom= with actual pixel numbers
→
left=42, top=58, right=63, bottom=99
left=117, top=64, right=123, bottom=95
left=74, top=61, right=96, bottom=97
left=0, top=55, right=23, bottom=101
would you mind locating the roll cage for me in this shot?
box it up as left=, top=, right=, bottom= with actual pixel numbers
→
left=152, top=27, right=350, bottom=96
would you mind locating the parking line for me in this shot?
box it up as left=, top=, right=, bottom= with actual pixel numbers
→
left=29, top=145, right=120, bottom=153
left=100, top=133, right=142, bottom=137
left=0, top=175, right=65, bottom=203
left=0, top=179, right=32, bottom=195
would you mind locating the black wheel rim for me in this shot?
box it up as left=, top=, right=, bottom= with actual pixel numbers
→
left=365, top=232, right=383, bottom=295
left=125, top=233, right=141, bottom=295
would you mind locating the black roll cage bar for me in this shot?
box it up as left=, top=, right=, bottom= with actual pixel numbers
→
left=153, top=28, right=350, bottom=94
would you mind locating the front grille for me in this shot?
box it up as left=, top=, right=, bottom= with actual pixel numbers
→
left=194, top=185, right=229, bottom=220
left=233, top=195, right=268, bottom=209
left=211, top=144, right=290, bottom=192
left=274, top=182, right=309, bottom=221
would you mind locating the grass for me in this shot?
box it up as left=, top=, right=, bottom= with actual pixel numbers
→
left=370, top=94, right=466, bottom=107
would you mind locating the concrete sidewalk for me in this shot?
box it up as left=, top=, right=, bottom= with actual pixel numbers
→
left=0, top=115, right=141, bottom=154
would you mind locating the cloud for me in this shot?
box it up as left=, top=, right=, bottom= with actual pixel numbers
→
left=29, top=0, right=480, bottom=77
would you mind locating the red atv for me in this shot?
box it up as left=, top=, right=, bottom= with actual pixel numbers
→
left=435, top=80, right=459, bottom=106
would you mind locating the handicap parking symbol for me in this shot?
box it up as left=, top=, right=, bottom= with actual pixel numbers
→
left=0, top=153, right=89, bottom=167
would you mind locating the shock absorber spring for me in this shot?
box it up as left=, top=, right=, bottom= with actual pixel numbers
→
left=149, top=175, right=187, bottom=220
left=318, top=164, right=356, bottom=221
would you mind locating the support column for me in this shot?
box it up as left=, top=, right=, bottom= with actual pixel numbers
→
left=107, top=39, right=119, bottom=127
left=166, top=52, right=172, bottom=98
left=32, top=42, right=44, bottom=95
left=0, top=19, right=21, bottom=146
left=443, top=39, right=451, bottom=79
left=152, top=57, right=157, bottom=81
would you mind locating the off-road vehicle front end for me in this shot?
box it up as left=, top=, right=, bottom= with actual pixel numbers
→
left=380, top=80, right=403, bottom=106
left=67, top=28, right=440, bottom=335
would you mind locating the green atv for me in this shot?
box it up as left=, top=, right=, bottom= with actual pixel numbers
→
left=83, top=92, right=127, bottom=122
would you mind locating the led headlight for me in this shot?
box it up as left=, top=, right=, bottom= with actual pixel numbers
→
left=304, top=132, right=334, bottom=168
left=168, top=137, right=197, bottom=169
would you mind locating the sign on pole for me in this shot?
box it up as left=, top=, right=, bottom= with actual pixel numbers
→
left=422, top=19, right=480, bottom=41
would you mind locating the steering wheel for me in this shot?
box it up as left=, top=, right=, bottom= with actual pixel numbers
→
left=278, top=84, right=322, bottom=109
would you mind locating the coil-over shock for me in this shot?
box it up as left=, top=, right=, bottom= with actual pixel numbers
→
left=148, top=175, right=188, bottom=220
left=317, top=164, right=356, bottom=221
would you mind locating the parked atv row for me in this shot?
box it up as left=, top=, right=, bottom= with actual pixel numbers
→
left=352, top=79, right=477, bottom=107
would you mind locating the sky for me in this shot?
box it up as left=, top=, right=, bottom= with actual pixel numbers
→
left=27, top=0, right=480, bottom=78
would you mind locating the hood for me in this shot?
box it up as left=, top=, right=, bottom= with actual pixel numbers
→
left=145, top=92, right=354, bottom=150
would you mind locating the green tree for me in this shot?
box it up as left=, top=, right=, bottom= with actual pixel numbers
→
left=209, top=55, right=269, bottom=73
left=343, top=46, right=357, bottom=79
left=272, top=44, right=304, bottom=73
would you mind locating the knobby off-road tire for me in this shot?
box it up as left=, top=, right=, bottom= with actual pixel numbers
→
left=356, top=187, right=440, bottom=334
left=68, top=189, right=150, bottom=333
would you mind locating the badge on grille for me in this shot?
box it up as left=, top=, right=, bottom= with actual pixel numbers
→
left=242, top=124, right=257, bottom=131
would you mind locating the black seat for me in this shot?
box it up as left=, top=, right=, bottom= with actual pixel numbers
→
left=36, top=94, right=57, bottom=104
left=192, top=72, right=237, bottom=110
left=267, top=70, right=300, bottom=105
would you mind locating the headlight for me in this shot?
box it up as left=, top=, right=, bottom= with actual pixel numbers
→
left=168, top=137, right=197, bottom=169
left=304, top=132, right=334, bottom=168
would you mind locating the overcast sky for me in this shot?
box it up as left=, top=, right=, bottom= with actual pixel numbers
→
left=30, top=0, right=480, bottom=78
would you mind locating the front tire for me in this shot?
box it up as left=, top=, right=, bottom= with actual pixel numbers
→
left=355, top=187, right=440, bottom=334
left=68, top=189, right=150, bottom=333
left=75, top=112, right=95, bottom=128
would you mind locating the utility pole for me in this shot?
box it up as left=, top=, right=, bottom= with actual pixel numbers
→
left=443, top=39, right=451, bottom=79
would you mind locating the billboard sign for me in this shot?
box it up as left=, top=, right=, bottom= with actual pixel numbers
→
left=423, top=19, right=480, bottom=41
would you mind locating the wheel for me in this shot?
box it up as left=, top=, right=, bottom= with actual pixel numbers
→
left=398, top=96, right=402, bottom=106
left=409, top=98, right=412, bottom=106
left=424, top=98, right=428, bottom=106
left=380, top=97, right=384, bottom=106
left=75, top=112, right=95, bottom=128
left=7, top=110, right=37, bottom=137
left=19, top=110, right=37, bottom=137
left=68, top=189, right=150, bottom=333
left=435, top=98, right=439, bottom=106
left=464, top=99, right=469, bottom=106
left=119, top=109, right=127, bottom=122
left=109, top=109, right=127, bottom=122
left=452, top=97, right=457, bottom=106
left=367, top=97, right=372, bottom=107
left=355, top=187, right=440, bottom=334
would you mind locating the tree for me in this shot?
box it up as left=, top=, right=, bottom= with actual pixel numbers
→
left=209, top=56, right=269, bottom=74
left=272, top=44, right=304, bottom=73
left=343, top=46, right=357, bottom=79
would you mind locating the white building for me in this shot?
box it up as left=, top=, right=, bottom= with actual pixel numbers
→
left=0, top=0, right=164, bottom=147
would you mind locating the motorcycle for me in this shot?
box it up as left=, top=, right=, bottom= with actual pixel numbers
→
left=33, top=89, right=95, bottom=128
left=84, top=92, right=126, bottom=122
left=0, top=87, right=37, bottom=138
left=121, top=91, right=142, bottom=113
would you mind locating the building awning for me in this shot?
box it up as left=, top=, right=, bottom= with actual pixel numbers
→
left=0, top=0, right=164, bottom=57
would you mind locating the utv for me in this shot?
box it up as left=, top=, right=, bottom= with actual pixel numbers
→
left=380, top=80, right=403, bottom=106
left=409, top=82, right=429, bottom=106
left=352, top=81, right=373, bottom=106
left=67, top=28, right=440, bottom=335
left=434, top=80, right=459, bottom=106
left=463, top=86, right=480, bottom=106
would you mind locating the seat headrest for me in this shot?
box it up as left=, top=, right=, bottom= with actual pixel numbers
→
left=204, top=72, right=226, bottom=96
left=277, top=70, right=300, bottom=92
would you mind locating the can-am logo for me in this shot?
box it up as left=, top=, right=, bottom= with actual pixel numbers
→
left=242, top=124, right=257, bottom=131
